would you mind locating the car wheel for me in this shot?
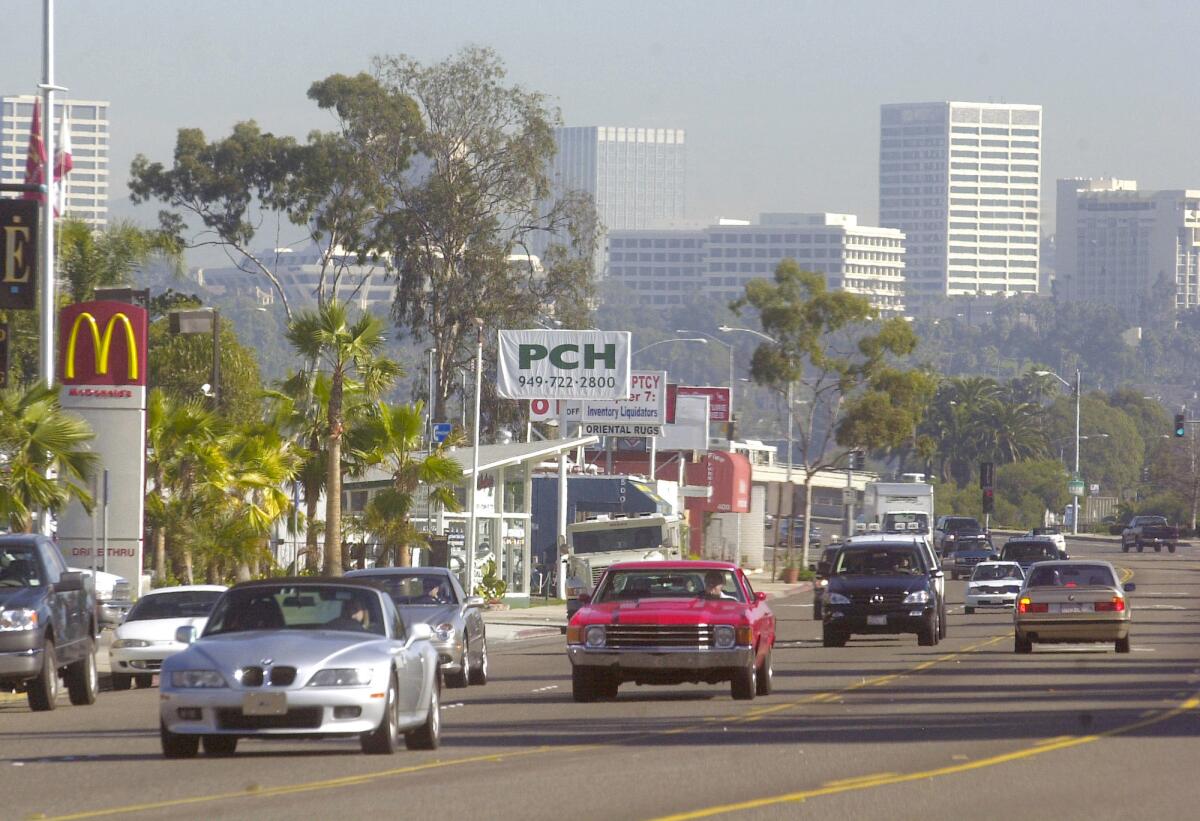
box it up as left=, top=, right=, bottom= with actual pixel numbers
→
left=445, top=639, right=469, bottom=688
left=571, top=667, right=598, bottom=702
left=1136, top=542, right=1144, bottom=553
left=65, top=637, right=99, bottom=706
left=730, top=659, right=757, bottom=700
left=1014, top=634, right=1033, bottom=654
left=111, top=674, right=132, bottom=691
left=135, top=674, right=155, bottom=689
left=1154, top=545, right=1162, bottom=553
left=812, top=599, right=822, bottom=620
left=405, top=679, right=441, bottom=751
left=26, top=638, right=59, bottom=711
left=468, top=637, right=488, bottom=686
left=361, top=674, right=401, bottom=754
left=938, top=604, right=947, bottom=639
left=1115, top=635, right=1131, bottom=654
left=917, top=614, right=937, bottom=646
left=202, top=735, right=238, bottom=756
left=596, top=672, right=619, bottom=699
left=160, top=721, right=200, bottom=758
left=1121, top=543, right=1129, bottom=553
left=822, top=626, right=848, bottom=648
left=755, top=648, right=773, bottom=696
left=964, top=606, right=975, bottom=615
left=1168, top=544, right=1177, bottom=554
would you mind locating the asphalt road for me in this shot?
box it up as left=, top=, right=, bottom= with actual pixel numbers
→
left=5, top=537, right=1200, bottom=820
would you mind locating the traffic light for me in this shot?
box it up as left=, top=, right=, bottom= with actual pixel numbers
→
left=980, top=461, right=994, bottom=490
left=982, top=487, right=995, bottom=514
left=1175, top=413, right=1187, bottom=438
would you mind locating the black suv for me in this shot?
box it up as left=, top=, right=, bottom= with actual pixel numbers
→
left=934, top=516, right=984, bottom=558
left=821, top=541, right=941, bottom=647
left=0, top=535, right=99, bottom=711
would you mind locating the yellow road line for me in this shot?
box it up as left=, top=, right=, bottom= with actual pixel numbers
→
left=650, top=695, right=1200, bottom=820
left=822, top=772, right=898, bottom=788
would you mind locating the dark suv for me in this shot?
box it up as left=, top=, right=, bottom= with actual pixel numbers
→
left=0, top=535, right=99, bottom=711
left=934, top=516, right=984, bottom=558
left=821, top=541, right=941, bottom=648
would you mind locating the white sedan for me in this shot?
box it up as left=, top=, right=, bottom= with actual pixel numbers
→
left=109, top=585, right=227, bottom=689
left=964, top=561, right=1025, bottom=613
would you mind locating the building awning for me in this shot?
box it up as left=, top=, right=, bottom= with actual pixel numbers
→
left=446, top=435, right=599, bottom=477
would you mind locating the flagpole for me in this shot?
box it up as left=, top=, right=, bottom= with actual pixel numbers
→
left=39, top=0, right=57, bottom=389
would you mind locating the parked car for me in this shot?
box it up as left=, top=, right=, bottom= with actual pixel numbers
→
left=811, top=546, right=841, bottom=620
left=159, top=578, right=440, bottom=757
left=108, top=585, right=226, bottom=690
left=934, top=516, right=984, bottom=558
left=950, top=544, right=999, bottom=580
left=999, top=538, right=1061, bottom=573
left=1013, top=561, right=1134, bottom=653
left=567, top=561, right=775, bottom=701
left=1121, top=515, right=1180, bottom=553
left=346, top=567, right=488, bottom=688
left=821, top=539, right=942, bottom=647
left=0, top=535, right=99, bottom=711
left=964, top=561, right=1025, bottom=613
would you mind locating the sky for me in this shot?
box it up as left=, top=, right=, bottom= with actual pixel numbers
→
left=8, top=0, right=1200, bottom=251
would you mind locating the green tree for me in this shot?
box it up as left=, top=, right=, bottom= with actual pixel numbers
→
left=148, top=312, right=264, bottom=423
left=1045, top=394, right=1143, bottom=495
left=58, top=218, right=182, bottom=303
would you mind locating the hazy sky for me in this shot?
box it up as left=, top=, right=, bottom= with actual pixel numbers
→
left=9, top=1, right=1200, bottom=245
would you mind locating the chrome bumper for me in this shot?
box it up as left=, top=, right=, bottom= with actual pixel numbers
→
left=0, top=647, right=43, bottom=679
left=567, top=645, right=754, bottom=670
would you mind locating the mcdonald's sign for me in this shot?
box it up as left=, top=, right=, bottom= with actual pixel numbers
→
left=58, top=301, right=148, bottom=386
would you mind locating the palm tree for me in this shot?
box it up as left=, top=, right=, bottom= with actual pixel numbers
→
left=0, top=382, right=98, bottom=532
left=285, top=301, right=398, bottom=575
left=58, top=217, right=181, bottom=303
left=981, top=401, right=1050, bottom=464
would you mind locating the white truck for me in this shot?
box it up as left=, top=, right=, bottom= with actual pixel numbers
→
left=862, top=481, right=935, bottom=546
left=563, top=512, right=683, bottom=616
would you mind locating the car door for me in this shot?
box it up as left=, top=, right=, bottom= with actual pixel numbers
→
left=387, top=601, right=425, bottom=718
left=37, top=540, right=84, bottom=662
left=740, top=572, right=774, bottom=656
left=451, top=574, right=484, bottom=659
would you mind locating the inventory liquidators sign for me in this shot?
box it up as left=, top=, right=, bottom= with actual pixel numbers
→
left=497, top=329, right=630, bottom=400
left=579, top=371, right=667, bottom=438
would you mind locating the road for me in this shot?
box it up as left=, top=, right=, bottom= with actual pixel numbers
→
left=5, top=537, right=1200, bottom=820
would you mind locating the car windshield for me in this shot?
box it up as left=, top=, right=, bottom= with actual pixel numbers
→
left=1138, top=516, right=1168, bottom=526
left=355, top=573, right=459, bottom=606
left=971, top=564, right=1024, bottom=582
left=1031, top=528, right=1059, bottom=536
left=1026, top=564, right=1116, bottom=588
left=945, top=518, right=980, bottom=532
left=883, top=512, right=929, bottom=534
left=204, top=585, right=385, bottom=636
left=1003, top=543, right=1058, bottom=561
left=594, top=569, right=744, bottom=603
left=0, top=544, right=40, bottom=588
left=835, top=548, right=925, bottom=575
left=125, top=590, right=223, bottom=621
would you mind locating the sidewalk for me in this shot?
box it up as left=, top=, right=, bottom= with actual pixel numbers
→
left=484, top=574, right=812, bottom=642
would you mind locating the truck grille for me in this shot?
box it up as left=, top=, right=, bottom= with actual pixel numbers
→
left=956, top=555, right=986, bottom=567
left=848, top=591, right=908, bottom=607
left=603, top=625, right=714, bottom=649
left=216, top=707, right=323, bottom=730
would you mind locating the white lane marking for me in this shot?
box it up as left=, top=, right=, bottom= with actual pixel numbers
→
left=443, top=702, right=466, bottom=710
left=1132, top=647, right=1157, bottom=652
left=1139, top=592, right=1188, bottom=597
left=1138, top=604, right=1185, bottom=610
left=531, top=685, right=559, bottom=693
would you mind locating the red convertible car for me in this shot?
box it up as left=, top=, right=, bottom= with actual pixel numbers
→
left=566, top=561, right=776, bottom=702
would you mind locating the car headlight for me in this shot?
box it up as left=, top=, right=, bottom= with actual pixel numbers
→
left=0, top=609, right=38, bottom=631
left=170, top=670, right=227, bottom=688
left=112, top=638, right=152, bottom=649
left=434, top=622, right=455, bottom=642
left=307, top=668, right=373, bottom=687
left=584, top=625, right=606, bottom=648
left=713, top=625, right=736, bottom=649
left=817, top=578, right=829, bottom=588
left=827, top=592, right=851, bottom=605
left=903, top=590, right=931, bottom=604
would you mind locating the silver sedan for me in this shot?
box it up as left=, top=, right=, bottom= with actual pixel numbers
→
left=346, top=567, right=488, bottom=688
left=159, top=578, right=440, bottom=757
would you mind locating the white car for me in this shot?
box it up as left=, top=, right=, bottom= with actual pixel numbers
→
left=109, top=585, right=227, bottom=690
left=964, top=561, right=1025, bottom=613
left=70, top=567, right=133, bottom=626
left=1027, top=528, right=1068, bottom=557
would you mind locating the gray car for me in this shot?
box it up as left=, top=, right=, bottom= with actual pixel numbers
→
left=346, top=567, right=489, bottom=688
left=159, top=578, right=440, bottom=757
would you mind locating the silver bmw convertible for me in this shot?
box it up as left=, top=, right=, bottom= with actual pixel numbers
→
left=158, top=578, right=440, bottom=757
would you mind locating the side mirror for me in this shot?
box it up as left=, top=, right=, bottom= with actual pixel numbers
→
left=408, top=622, right=434, bottom=643
left=56, top=571, right=85, bottom=592
left=577, top=592, right=592, bottom=606
left=931, top=570, right=944, bottom=579
left=175, top=625, right=196, bottom=645
left=466, top=596, right=486, bottom=608
left=755, top=591, right=768, bottom=602
left=1124, top=582, right=1136, bottom=592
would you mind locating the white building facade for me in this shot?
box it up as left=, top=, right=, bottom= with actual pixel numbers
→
left=879, top=101, right=1041, bottom=309
left=1, top=95, right=110, bottom=227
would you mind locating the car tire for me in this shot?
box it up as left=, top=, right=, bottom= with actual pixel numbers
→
left=135, top=674, right=155, bottom=689
left=405, top=679, right=440, bottom=751
left=917, top=614, right=937, bottom=646
left=822, top=626, right=848, bottom=648
left=361, top=674, right=401, bottom=754
left=65, top=637, right=99, bottom=706
left=446, top=640, right=469, bottom=688
left=202, top=735, right=238, bottom=756
left=730, top=660, right=757, bottom=700
left=26, top=638, right=59, bottom=712
left=111, top=674, right=132, bottom=691
left=468, top=637, right=488, bottom=686
left=812, top=599, right=822, bottom=620
left=964, top=606, right=975, bottom=615
left=1154, top=545, right=1162, bottom=553
left=571, top=667, right=598, bottom=702
left=1121, top=543, right=1129, bottom=553
left=1115, top=636, right=1131, bottom=654
left=1136, top=542, right=1144, bottom=553
left=596, top=672, right=619, bottom=699
left=938, top=604, right=947, bottom=639
left=160, top=721, right=200, bottom=758
left=755, top=648, right=773, bottom=696
left=1168, top=544, right=1177, bottom=554
left=1014, top=634, right=1033, bottom=654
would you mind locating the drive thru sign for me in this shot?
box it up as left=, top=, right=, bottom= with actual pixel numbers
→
left=497, top=329, right=630, bottom=400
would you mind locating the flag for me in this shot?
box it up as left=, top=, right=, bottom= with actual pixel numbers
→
left=55, top=107, right=73, bottom=216
left=22, top=98, right=47, bottom=204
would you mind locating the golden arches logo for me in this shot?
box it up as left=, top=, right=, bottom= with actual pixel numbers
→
left=65, top=311, right=139, bottom=381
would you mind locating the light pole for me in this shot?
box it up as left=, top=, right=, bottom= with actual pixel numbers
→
left=676, top=329, right=735, bottom=430
left=1037, top=368, right=1082, bottom=534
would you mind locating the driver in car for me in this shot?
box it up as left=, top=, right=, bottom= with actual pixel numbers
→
left=702, top=570, right=737, bottom=600
left=420, top=578, right=449, bottom=603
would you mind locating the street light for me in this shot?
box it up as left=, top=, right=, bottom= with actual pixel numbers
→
left=632, top=337, right=709, bottom=355
left=1036, top=368, right=1082, bottom=535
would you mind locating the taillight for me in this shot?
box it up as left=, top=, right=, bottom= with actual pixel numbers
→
left=1018, top=597, right=1048, bottom=613
left=1094, top=597, right=1125, bottom=612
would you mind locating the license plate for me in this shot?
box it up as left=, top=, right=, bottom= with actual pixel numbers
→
left=1058, top=603, right=1083, bottom=614
left=242, top=692, right=287, bottom=715
left=867, top=615, right=887, bottom=626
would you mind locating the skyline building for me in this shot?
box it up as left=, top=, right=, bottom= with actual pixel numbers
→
left=1, top=94, right=110, bottom=227
left=879, top=101, right=1042, bottom=309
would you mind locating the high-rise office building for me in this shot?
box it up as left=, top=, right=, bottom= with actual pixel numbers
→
left=1, top=95, right=110, bottom=227
left=879, top=102, right=1041, bottom=309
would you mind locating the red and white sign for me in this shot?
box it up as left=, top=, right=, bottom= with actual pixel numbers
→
left=667, top=385, right=731, bottom=422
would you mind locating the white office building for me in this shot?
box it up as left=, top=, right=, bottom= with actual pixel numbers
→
left=606, top=228, right=707, bottom=306
left=879, top=101, right=1042, bottom=309
left=1056, top=179, right=1200, bottom=313
left=1, top=95, right=110, bottom=227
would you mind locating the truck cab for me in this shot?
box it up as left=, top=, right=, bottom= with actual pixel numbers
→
left=564, top=513, right=682, bottom=617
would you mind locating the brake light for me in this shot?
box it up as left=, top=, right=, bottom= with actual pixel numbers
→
left=1094, top=597, right=1125, bottom=612
left=1018, top=597, right=1048, bottom=613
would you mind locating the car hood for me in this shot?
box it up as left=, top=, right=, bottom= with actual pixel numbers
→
left=115, top=616, right=209, bottom=643
left=576, top=597, right=750, bottom=625
left=395, top=603, right=461, bottom=628
left=163, top=630, right=394, bottom=681
left=828, top=575, right=929, bottom=594
left=0, top=586, right=43, bottom=608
